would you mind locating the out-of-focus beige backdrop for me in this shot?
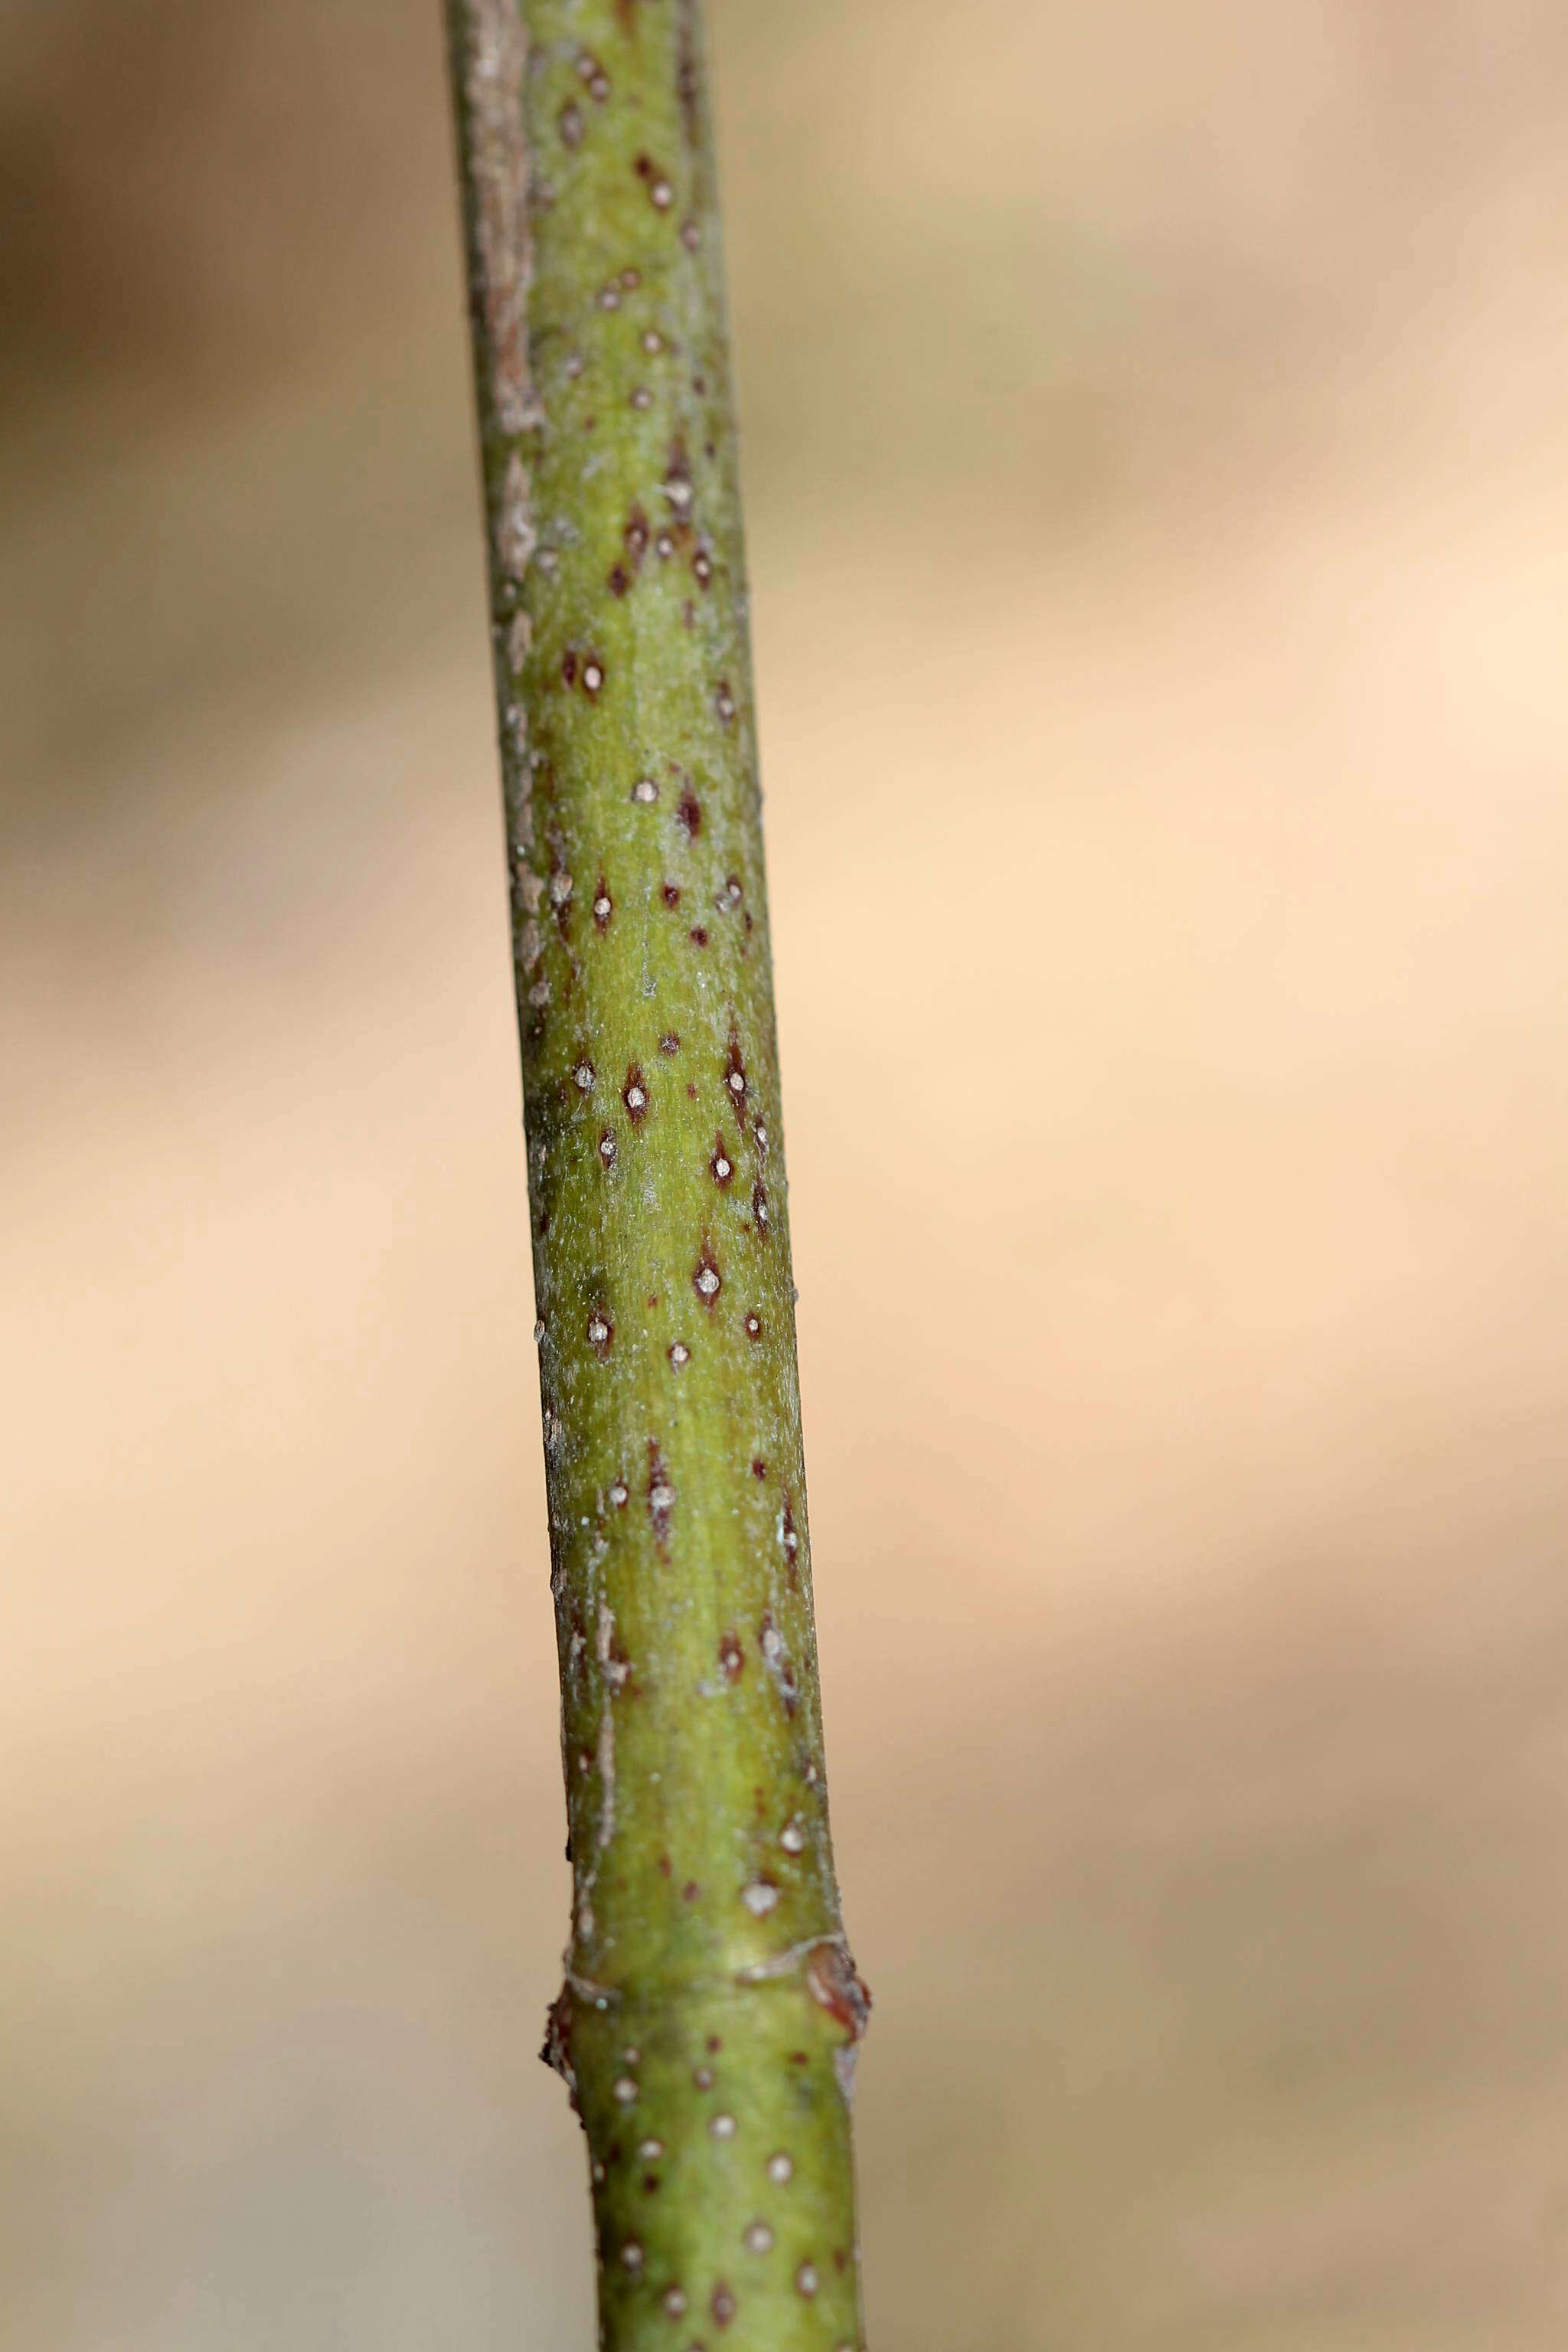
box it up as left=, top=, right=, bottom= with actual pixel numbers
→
left=7, top=2, right=1568, bottom=2344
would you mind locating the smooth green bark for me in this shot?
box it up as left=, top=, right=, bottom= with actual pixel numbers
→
left=444, top=5, right=868, bottom=2344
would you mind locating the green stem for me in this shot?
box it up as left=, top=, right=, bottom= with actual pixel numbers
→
left=443, top=5, right=868, bottom=2344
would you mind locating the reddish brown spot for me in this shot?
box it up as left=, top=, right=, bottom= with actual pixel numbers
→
left=693, top=547, right=713, bottom=589
left=658, top=1851, right=672, bottom=1877
left=677, top=787, right=702, bottom=837
left=751, top=1179, right=769, bottom=1236
left=608, top=564, right=630, bottom=597
left=662, top=436, right=693, bottom=511
left=648, top=1440, right=673, bottom=1546
left=559, top=100, right=583, bottom=148
left=624, top=507, right=651, bottom=566
left=710, top=1133, right=733, bottom=1187
left=634, top=152, right=653, bottom=178
left=705, top=2035, right=723, bottom=2053
left=689, top=926, right=708, bottom=947
left=662, top=881, right=682, bottom=909
left=587, top=1311, right=615, bottom=1361
left=593, top=877, right=612, bottom=933
left=682, top=1880, right=700, bottom=1902
left=685, top=1083, right=697, bottom=1099
left=710, top=2285, right=735, bottom=2331
left=621, top=266, right=641, bottom=289
left=659, top=1031, right=681, bottom=1056
left=643, top=2174, right=659, bottom=2194
left=624, top=1064, right=648, bottom=1123
left=744, top=1315, right=762, bottom=1343
left=751, top=1458, right=767, bottom=1479
left=781, top=1495, right=800, bottom=1591
left=718, top=1632, right=744, bottom=1682
left=834, top=2250, right=848, bottom=2273
left=598, top=1127, right=617, bottom=1170
left=560, top=650, right=578, bottom=687
left=693, top=1247, right=721, bottom=1308
left=806, top=1941, right=874, bottom=2041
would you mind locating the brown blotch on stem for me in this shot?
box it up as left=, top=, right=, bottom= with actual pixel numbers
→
left=718, top=1632, right=744, bottom=1682
left=806, top=1940, right=874, bottom=2043
left=540, top=1987, right=577, bottom=2095
left=624, top=1064, right=648, bottom=1122
left=677, top=787, right=702, bottom=838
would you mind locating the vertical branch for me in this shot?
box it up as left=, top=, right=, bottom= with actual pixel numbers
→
left=444, top=4, right=869, bottom=2345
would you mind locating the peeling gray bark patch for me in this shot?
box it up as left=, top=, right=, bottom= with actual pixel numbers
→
left=456, top=0, right=542, bottom=440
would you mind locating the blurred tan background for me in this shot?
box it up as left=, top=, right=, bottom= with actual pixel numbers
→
left=7, top=2, right=1568, bottom=2344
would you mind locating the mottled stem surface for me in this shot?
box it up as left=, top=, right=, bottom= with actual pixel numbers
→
left=444, top=4, right=868, bottom=2345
